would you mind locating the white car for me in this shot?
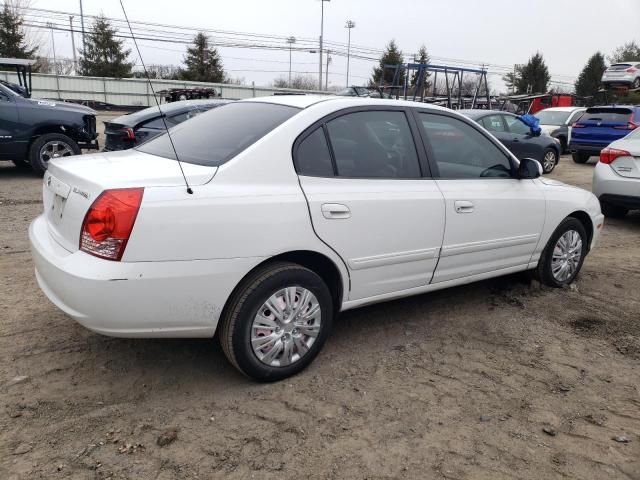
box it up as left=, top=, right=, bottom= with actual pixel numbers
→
left=29, top=96, right=604, bottom=381
left=535, top=106, right=586, bottom=153
left=592, top=127, right=640, bottom=217
left=601, top=62, right=640, bottom=90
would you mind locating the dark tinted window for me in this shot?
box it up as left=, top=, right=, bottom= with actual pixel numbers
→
left=141, top=117, right=168, bottom=129
left=137, top=102, right=299, bottom=166
left=295, top=128, right=334, bottom=176
left=479, top=115, right=506, bottom=132
left=326, top=111, right=421, bottom=178
left=579, top=108, right=632, bottom=124
left=419, top=113, right=512, bottom=179
left=504, top=115, right=530, bottom=134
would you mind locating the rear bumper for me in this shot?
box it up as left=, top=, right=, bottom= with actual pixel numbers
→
left=592, top=162, right=640, bottom=209
left=569, top=143, right=604, bottom=156
left=29, top=214, right=262, bottom=338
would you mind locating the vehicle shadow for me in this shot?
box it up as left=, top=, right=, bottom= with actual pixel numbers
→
left=0, top=163, right=39, bottom=179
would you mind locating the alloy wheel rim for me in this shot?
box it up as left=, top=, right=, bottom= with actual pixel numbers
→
left=40, top=141, right=74, bottom=165
left=543, top=151, right=556, bottom=171
left=551, top=230, right=582, bottom=282
left=251, top=286, right=321, bottom=367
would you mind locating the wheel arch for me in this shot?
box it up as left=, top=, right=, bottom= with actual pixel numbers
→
left=219, top=250, right=346, bottom=326
left=567, top=210, right=594, bottom=251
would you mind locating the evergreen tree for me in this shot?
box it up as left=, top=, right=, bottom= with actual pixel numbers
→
left=575, top=52, right=606, bottom=97
left=78, top=14, right=133, bottom=77
left=501, top=66, right=521, bottom=94
left=608, top=41, right=640, bottom=64
left=0, top=2, right=36, bottom=60
left=179, top=32, right=225, bottom=83
left=371, top=40, right=404, bottom=87
left=411, top=44, right=431, bottom=88
left=516, top=52, right=550, bottom=94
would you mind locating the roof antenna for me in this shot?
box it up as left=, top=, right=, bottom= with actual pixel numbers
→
left=118, top=0, right=193, bottom=194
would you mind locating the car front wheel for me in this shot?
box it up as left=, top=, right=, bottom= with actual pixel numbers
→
left=536, top=218, right=588, bottom=287
left=28, top=133, right=81, bottom=176
left=542, top=148, right=558, bottom=173
left=571, top=152, right=590, bottom=164
left=219, top=262, right=334, bottom=381
left=633, top=78, right=640, bottom=89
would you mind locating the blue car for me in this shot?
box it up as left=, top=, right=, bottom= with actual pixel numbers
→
left=570, top=106, right=640, bottom=163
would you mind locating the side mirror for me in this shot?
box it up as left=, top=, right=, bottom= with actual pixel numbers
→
left=518, top=158, right=543, bottom=179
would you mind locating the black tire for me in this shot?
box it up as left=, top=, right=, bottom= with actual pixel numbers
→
left=600, top=201, right=628, bottom=218
left=28, top=133, right=81, bottom=176
left=557, top=136, right=567, bottom=154
left=535, top=218, right=588, bottom=288
left=542, top=148, right=558, bottom=174
left=219, top=262, right=334, bottom=382
left=571, top=151, right=590, bottom=164
left=633, top=78, right=640, bottom=90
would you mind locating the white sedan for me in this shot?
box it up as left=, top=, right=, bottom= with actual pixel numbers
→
left=30, top=96, right=604, bottom=381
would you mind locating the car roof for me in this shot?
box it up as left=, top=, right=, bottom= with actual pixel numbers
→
left=457, top=109, right=514, bottom=118
left=536, top=107, right=585, bottom=112
left=244, top=94, right=454, bottom=113
left=111, top=99, right=231, bottom=126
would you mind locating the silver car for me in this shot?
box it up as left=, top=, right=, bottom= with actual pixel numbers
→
left=592, top=127, right=640, bottom=217
left=601, top=62, right=640, bottom=89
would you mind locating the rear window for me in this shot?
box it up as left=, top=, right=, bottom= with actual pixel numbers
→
left=136, top=102, right=300, bottom=166
left=579, top=108, right=632, bottom=124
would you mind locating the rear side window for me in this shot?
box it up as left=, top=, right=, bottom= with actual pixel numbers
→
left=137, top=102, right=299, bottom=166
left=419, top=113, right=512, bottom=179
left=479, top=115, right=506, bottom=132
left=295, top=128, right=334, bottom=177
left=325, top=111, right=421, bottom=178
left=504, top=115, right=530, bottom=135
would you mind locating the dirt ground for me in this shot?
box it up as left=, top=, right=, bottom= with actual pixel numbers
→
left=1, top=125, right=639, bottom=479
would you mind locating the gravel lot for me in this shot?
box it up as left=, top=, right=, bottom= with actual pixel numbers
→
left=1, top=123, right=639, bottom=479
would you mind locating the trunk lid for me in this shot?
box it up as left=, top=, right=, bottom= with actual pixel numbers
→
left=609, top=138, right=640, bottom=179
left=43, top=149, right=216, bottom=252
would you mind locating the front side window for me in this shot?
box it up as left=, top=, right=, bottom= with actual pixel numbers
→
left=504, top=115, right=531, bottom=135
left=419, top=113, right=513, bottom=179
left=325, top=110, right=421, bottom=178
left=535, top=110, right=571, bottom=126
left=137, top=102, right=299, bottom=166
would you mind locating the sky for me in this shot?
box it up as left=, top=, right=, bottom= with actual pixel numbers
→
left=22, top=0, right=640, bottom=92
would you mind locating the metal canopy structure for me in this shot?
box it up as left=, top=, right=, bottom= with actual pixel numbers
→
left=0, top=57, right=36, bottom=98
left=378, top=62, right=492, bottom=109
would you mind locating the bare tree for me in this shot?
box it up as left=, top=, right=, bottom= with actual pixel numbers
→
left=34, top=56, right=75, bottom=75
left=273, top=74, right=318, bottom=90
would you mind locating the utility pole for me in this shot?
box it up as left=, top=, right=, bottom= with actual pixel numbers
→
left=325, top=50, right=332, bottom=90
left=318, top=0, right=330, bottom=90
left=47, top=23, right=57, bottom=69
left=286, top=36, right=296, bottom=87
left=69, top=16, right=78, bottom=74
left=79, top=0, right=86, bottom=54
left=345, top=20, right=355, bottom=87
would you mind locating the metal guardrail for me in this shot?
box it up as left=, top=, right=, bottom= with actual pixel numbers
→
left=0, top=71, right=331, bottom=106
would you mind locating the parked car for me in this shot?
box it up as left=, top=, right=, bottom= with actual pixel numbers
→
left=460, top=110, right=562, bottom=173
left=0, top=82, right=98, bottom=175
left=29, top=96, right=603, bottom=381
left=534, top=106, right=586, bottom=153
left=601, top=62, right=640, bottom=89
left=103, top=99, right=230, bottom=151
left=569, top=106, right=640, bottom=163
left=336, top=86, right=371, bottom=97
left=592, top=127, right=640, bottom=217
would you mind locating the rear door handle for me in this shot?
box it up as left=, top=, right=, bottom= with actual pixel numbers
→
left=454, top=200, right=474, bottom=214
left=321, top=203, right=351, bottom=219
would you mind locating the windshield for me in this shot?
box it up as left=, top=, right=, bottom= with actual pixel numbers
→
left=535, top=110, right=571, bottom=126
left=0, top=82, right=21, bottom=97
left=336, top=87, right=356, bottom=96
left=136, top=102, right=300, bottom=166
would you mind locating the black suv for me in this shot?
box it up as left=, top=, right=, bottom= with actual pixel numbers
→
left=0, top=82, right=98, bottom=175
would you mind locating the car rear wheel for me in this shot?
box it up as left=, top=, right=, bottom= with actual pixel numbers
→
left=536, top=218, right=588, bottom=288
left=28, top=133, right=81, bottom=176
left=633, top=78, right=640, bottom=89
left=219, top=262, right=334, bottom=382
left=542, top=148, right=558, bottom=174
left=600, top=201, right=628, bottom=218
left=571, top=152, right=590, bottom=164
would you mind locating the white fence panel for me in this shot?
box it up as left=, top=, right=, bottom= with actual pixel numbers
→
left=0, top=72, right=330, bottom=106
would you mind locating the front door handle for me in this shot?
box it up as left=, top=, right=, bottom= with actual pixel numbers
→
left=454, top=200, right=474, bottom=214
left=321, top=203, right=351, bottom=219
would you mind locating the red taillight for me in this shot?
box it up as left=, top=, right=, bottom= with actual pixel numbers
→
left=80, top=188, right=144, bottom=261
left=121, top=127, right=135, bottom=141
left=613, top=117, right=639, bottom=130
left=626, top=67, right=638, bottom=73
left=600, top=147, right=631, bottom=165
